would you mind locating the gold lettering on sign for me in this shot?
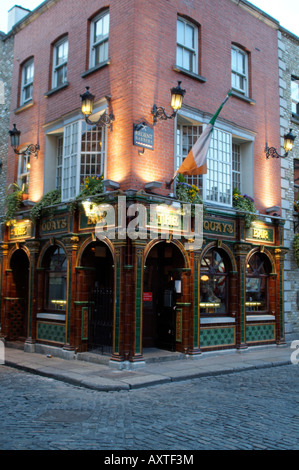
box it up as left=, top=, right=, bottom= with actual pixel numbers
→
left=253, top=228, right=269, bottom=240
left=203, top=220, right=234, bottom=234
left=41, top=218, right=68, bottom=233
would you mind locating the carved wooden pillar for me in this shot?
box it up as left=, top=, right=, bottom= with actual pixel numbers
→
left=234, top=243, right=252, bottom=349
left=110, top=241, right=126, bottom=362
left=0, top=243, right=9, bottom=340
left=25, top=240, right=40, bottom=345
left=188, top=251, right=201, bottom=355
left=62, top=236, right=79, bottom=350
left=274, top=248, right=288, bottom=344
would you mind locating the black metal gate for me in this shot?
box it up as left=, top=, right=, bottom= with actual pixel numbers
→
left=88, top=286, right=113, bottom=354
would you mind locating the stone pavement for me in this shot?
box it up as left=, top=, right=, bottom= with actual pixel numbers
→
left=2, top=341, right=296, bottom=392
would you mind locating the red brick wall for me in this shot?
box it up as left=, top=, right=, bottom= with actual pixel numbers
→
left=8, top=0, right=281, bottom=212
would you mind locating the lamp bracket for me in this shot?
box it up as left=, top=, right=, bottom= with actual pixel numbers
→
left=265, top=146, right=287, bottom=159
left=13, top=143, right=40, bottom=158
left=84, top=111, right=115, bottom=131
left=152, top=104, right=176, bottom=125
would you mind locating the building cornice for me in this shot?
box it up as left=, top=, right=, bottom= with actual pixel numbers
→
left=5, top=0, right=60, bottom=38
left=229, top=0, right=279, bottom=30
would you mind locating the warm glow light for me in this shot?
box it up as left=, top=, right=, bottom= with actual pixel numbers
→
left=171, top=92, right=183, bottom=111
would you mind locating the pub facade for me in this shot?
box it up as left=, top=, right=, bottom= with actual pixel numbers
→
left=0, top=0, right=289, bottom=366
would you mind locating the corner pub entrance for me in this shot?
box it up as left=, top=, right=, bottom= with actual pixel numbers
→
left=0, top=196, right=287, bottom=367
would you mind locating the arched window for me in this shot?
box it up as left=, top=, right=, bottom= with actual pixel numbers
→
left=200, top=248, right=228, bottom=315
left=43, top=246, right=67, bottom=312
left=246, top=252, right=271, bottom=314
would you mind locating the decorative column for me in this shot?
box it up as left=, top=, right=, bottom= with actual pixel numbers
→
left=188, top=251, right=201, bottom=355
left=24, top=240, right=40, bottom=350
left=0, top=243, right=9, bottom=340
left=234, top=243, right=252, bottom=349
left=274, top=248, right=288, bottom=344
left=62, top=236, right=79, bottom=350
left=130, top=240, right=146, bottom=364
left=110, top=241, right=126, bottom=363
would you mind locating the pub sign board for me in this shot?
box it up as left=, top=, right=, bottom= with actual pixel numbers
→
left=133, top=122, right=154, bottom=151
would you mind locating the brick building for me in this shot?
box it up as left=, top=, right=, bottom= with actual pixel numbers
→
left=278, top=26, right=299, bottom=341
left=0, top=0, right=290, bottom=367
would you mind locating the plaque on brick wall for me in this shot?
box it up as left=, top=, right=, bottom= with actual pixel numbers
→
left=133, top=122, right=154, bottom=151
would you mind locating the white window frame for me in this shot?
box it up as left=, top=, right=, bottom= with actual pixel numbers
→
left=231, top=45, right=248, bottom=96
left=61, top=119, right=107, bottom=202
left=56, top=135, right=63, bottom=190
left=17, top=150, right=30, bottom=191
left=291, top=76, right=299, bottom=115
left=89, top=10, right=110, bottom=68
left=52, top=37, right=68, bottom=89
left=176, top=114, right=254, bottom=208
left=21, top=59, right=34, bottom=105
left=176, top=16, right=198, bottom=74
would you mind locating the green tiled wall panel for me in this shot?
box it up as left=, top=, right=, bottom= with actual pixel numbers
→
left=200, top=327, right=235, bottom=348
left=37, top=322, right=65, bottom=343
left=246, top=323, right=275, bottom=343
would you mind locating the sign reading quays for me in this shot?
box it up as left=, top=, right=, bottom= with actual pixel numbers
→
left=40, top=215, right=69, bottom=236
left=203, top=217, right=235, bottom=237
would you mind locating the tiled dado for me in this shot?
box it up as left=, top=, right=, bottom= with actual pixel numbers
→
left=246, top=323, right=275, bottom=343
left=37, top=322, right=65, bottom=344
left=200, top=326, right=236, bottom=349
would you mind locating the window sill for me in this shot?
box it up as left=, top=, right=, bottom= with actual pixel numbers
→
left=81, top=59, right=110, bottom=78
left=173, top=64, right=206, bottom=83
left=37, top=313, right=66, bottom=321
left=44, top=82, right=69, bottom=97
left=246, top=315, right=275, bottom=322
left=291, top=113, right=299, bottom=125
left=231, top=89, right=256, bottom=105
left=200, top=317, right=235, bottom=324
left=14, top=100, right=34, bottom=114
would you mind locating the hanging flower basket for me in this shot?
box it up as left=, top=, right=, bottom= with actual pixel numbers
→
left=233, top=189, right=257, bottom=229
left=176, top=174, right=203, bottom=205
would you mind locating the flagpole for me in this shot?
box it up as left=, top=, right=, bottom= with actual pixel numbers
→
left=166, top=90, right=232, bottom=188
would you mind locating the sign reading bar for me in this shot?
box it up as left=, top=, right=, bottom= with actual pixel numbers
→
left=133, top=123, right=154, bottom=151
left=246, top=222, right=275, bottom=244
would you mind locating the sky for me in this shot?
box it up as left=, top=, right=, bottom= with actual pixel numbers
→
left=0, top=0, right=298, bottom=36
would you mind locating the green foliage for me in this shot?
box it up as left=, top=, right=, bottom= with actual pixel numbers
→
left=176, top=174, right=203, bottom=205
left=70, top=174, right=104, bottom=212
left=294, top=233, right=299, bottom=267
left=30, top=189, right=61, bottom=222
left=233, top=188, right=257, bottom=228
left=4, top=183, right=24, bottom=224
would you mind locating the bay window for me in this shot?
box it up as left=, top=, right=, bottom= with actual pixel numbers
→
left=176, top=116, right=254, bottom=207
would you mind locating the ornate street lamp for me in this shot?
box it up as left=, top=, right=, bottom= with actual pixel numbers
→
left=80, top=87, right=114, bottom=131
left=9, top=124, right=40, bottom=157
left=265, top=128, right=296, bottom=158
left=152, top=81, right=186, bottom=125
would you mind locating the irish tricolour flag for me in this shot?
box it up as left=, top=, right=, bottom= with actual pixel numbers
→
left=168, top=90, right=232, bottom=185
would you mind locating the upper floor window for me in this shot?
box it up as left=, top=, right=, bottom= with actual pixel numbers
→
left=176, top=17, right=198, bottom=74
left=291, top=76, right=299, bottom=116
left=52, top=37, right=68, bottom=89
left=17, top=150, right=30, bottom=191
left=90, top=10, right=110, bottom=68
left=21, top=58, right=34, bottom=105
left=231, top=45, right=248, bottom=96
left=176, top=117, right=254, bottom=207
left=58, top=120, right=106, bottom=201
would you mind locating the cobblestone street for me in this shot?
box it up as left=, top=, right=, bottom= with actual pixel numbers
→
left=0, top=363, right=298, bottom=451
